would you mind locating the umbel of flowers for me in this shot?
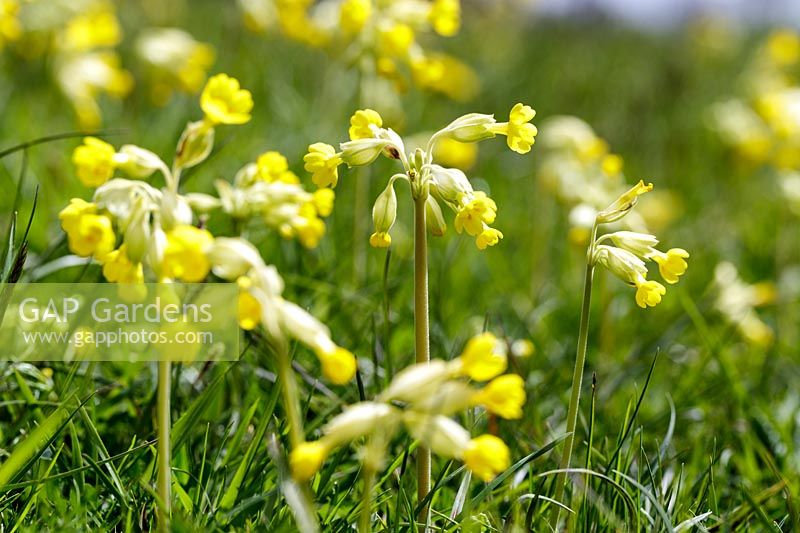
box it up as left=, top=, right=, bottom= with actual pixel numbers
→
left=290, top=332, right=525, bottom=483
left=303, top=103, right=537, bottom=249
left=59, top=73, right=357, bottom=529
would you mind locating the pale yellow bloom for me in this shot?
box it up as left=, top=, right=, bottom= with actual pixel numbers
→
left=161, top=225, right=214, bottom=282
left=290, top=440, right=329, bottom=481
left=101, top=245, right=143, bottom=284
left=59, top=198, right=97, bottom=234
left=340, top=0, right=371, bottom=34
left=369, top=232, right=391, bottom=248
left=200, top=74, right=253, bottom=125
left=651, top=248, right=689, bottom=284
left=492, top=103, right=538, bottom=154
left=256, top=151, right=299, bottom=183
left=429, top=0, right=460, bottom=37
left=316, top=346, right=358, bottom=385
left=457, top=332, right=507, bottom=381
left=72, top=137, right=117, bottom=187
left=349, top=108, right=383, bottom=140
left=475, top=228, right=503, bottom=250
left=62, top=212, right=116, bottom=260
left=238, top=290, right=261, bottom=330
left=379, top=23, right=415, bottom=57
left=312, top=188, right=335, bottom=217
left=767, top=29, right=800, bottom=66
left=63, top=8, right=122, bottom=51
left=454, top=192, right=497, bottom=236
left=0, top=0, right=22, bottom=48
left=463, top=435, right=510, bottom=482
left=472, top=374, right=525, bottom=419
left=634, top=277, right=666, bottom=309
left=304, top=143, right=343, bottom=188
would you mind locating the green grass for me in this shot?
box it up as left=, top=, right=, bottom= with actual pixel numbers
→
left=0, top=2, right=799, bottom=531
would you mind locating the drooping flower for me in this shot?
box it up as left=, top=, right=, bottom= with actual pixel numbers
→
left=472, top=374, right=526, bottom=419
left=651, top=248, right=690, bottom=284
left=456, top=332, right=507, bottom=381
left=491, top=103, right=538, bottom=154
left=463, top=435, right=510, bottom=482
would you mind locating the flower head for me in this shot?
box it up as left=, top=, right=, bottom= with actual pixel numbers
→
left=492, top=103, right=538, bottom=154
left=456, top=332, right=507, bottom=381
left=256, top=151, right=299, bottom=184
left=161, top=225, right=214, bottom=282
left=463, top=435, right=510, bottom=482
left=304, top=143, right=343, bottom=188
left=349, top=108, right=383, bottom=140
left=472, top=374, right=526, bottom=419
left=73, top=137, right=118, bottom=187
left=62, top=212, right=116, bottom=259
left=290, top=441, right=329, bottom=481
left=651, top=248, right=689, bottom=284
left=429, top=0, right=460, bottom=37
left=454, top=192, right=497, bottom=236
left=476, top=227, right=503, bottom=250
left=634, top=277, right=667, bottom=309
left=316, top=346, right=358, bottom=385
left=200, top=73, right=253, bottom=125
left=101, top=245, right=143, bottom=284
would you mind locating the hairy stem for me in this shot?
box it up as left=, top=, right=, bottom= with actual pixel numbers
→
left=156, top=360, right=171, bottom=533
left=413, top=196, right=431, bottom=530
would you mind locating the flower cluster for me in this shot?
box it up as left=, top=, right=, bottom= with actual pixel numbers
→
left=290, top=332, right=525, bottom=482
left=303, top=104, right=537, bottom=249
left=713, top=262, right=776, bottom=347
left=59, top=74, right=355, bottom=384
left=589, top=181, right=689, bottom=308
left=238, top=0, right=478, bottom=102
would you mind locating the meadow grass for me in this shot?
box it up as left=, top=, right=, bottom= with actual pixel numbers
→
left=0, top=3, right=798, bottom=531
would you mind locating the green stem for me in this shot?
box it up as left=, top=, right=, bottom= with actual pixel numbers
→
left=156, top=360, right=171, bottom=533
left=359, top=444, right=378, bottom=533
left=550, top=231, right=597, bottom=530
left=413, top=197, right=431, bottom=530
left=275, top=341, right=304, bottom=449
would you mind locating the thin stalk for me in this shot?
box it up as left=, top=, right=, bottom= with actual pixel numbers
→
left=275, top=341, right=304, bottom=449
left=156, top=360, right=171, bottom=533
left=359, top=438, right=381, bottom=533
left=413, top=196, right=431, bottom=529
left=549, top=224, right=597, bottom=531
left=352, top=167, right=369, bottom=286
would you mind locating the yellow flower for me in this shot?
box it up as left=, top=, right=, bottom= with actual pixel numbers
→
left=457, top=332, right=507, bottom=381
left=597, top=180, right=654, bottom=224
left=634, top=277, right=666, bottom=309
left=379, top=23, right=415, bottom=57
left=59, top=198, right=97, bottom=234
left=454, top=192, right=497, bottom=236
left=316, top=346, right=357, bottom=384
left=652, top=248, right=689, bottom=284
left=463, top=435, right=510, bottom=482
left=369, top=232, right=391, bottom=248
left=294, top=211, right=326, bottom=249
left=290, top=440, right=329, bottom=481
left=410, top=54, right=479, bottom=102
left=492, top=103, right=538, bottom=154
left=63, top=8, right=122, bottom=51
left=767, top=29, right=800, bottom=66
left=161, top=225, right=214, bottom=282
left=340, top=0, right=371, bottom=34
left=475, top=228, right=503, bottom=250
left=429, top=0, right=460, bottom=37
left=63, top=213, right=116, bottom=259
left=200, top=73, right=253, bottom=125
left=238, top=290, right=261, bottom=330
left=348, top=108, right=383, bottom=140
left=101, top=245, right=144, bottom=284
left=304, top=143, right=343, bottom=188
left=472, top=374, right=525, bottom=419
left=256, top=151, right=299, bottom=183
left=0, top=0, right=21, bottom=47
left=312, top=188, right=335, bottom=217
left=433, top=137, right=478, bottom=170
left=601, top=154, right=623, bottom=177
left=72, top=137, right=117, bottom=187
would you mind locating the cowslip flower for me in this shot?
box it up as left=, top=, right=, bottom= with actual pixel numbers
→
left=303, top=143, right=343, bottom=188
left=201, top=73, right=253, bottom=125
left=454, top=332, right=507, bottom=381
left=490, top=103, right=538, bottom=154
left=160, top=225, right=214, bottom=282
left=256, top=151, right=300, bottom=184
left=72, top=137, right=119, bottom=187
left=59, top=208, right=116, bottom=259
left=471, top=374, right=526, bottom=419
left=463, top=435, right=510, bottom=482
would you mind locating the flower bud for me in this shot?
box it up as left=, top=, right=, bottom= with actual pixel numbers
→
left=208, top=237, right=264, bottom=280
left=437, top=113, right=497, bottom=143
left=147, top=224, right=168, bottom=277
left=115, top=145, right=165, bottom=179
left=322, top=402, right=397, bottom=447
left=425, top=195, right=447, bottom=236
left=429, top=164, right=473, bottom=204
left=174, top=120, right=215, bottom=170
left=123, top=197, right=150, bottom=263
left=596, top=180, right=653, bottom=224
left=372, top=182, right=397, bottom=234
left=340, top=138, right=391, bottom=167
left=184, top=192, right=220, bottom=213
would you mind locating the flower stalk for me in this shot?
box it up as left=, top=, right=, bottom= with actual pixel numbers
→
left=156, top=360, right=172, bottom=533
left=275, top=339, right=305, bottom=449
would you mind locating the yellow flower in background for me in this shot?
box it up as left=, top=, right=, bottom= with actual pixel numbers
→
left=411, top=54, right=480, bottom=102
left=475, top=227, right=503, bottom=250
left=472, top=374, right=526, bottom=419
left=340, top=0, right=372, bottom=34
left=601, top=153, right=624, bottom=177
left=304, top=143, right=343, bottom=188
left=349, top=109, right=383, bottom=140
left=201, top=73, right=253, bottom=125
left=634, top=277, right=666, bottom=309
left=63, top=213, right=116, bottom=259
left=238, top=290, right=261, bottom=330
left=493, top=103, right=538, bottom=154
left=651, top=248, right=690, bottom=284
left=316, top=346, right=358, bottom=385
left=62, top=8, right=122, bottom=51
left=72, top=137, right=117, bottom=187
left=290, top=440, right=329, bottom=481
left=429, top=0, right=460, bottom=37
left=767, top=28, right=800, bottom=66
left=0, top=0, right=21, bottom=48
left=59, top=198, right=97, bottom=234
left=294, top=208, right=326, bottom=249
left=454, top=192, right=497, bottom=236
left=379, top=23, right=415, bottom=57
left=161, top=225, right=214, bottom=282
left=457, top=332, right=507, bottom=381
left=312, top=188, right=335, bottom=217
left=101, top=245, right=143, bottom=284
left=463, top=435, right=510, bottom=482
left=433, top=137, right=478, bottom=170
left=256, top=151, right=300, bottom=183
